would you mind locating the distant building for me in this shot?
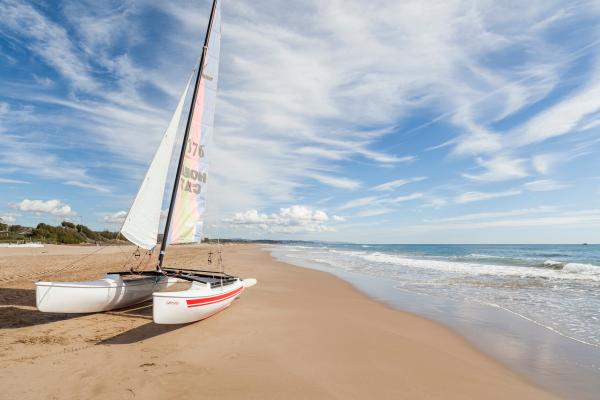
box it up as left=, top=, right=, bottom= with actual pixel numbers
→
left=0, top=218, right=8, bottom=238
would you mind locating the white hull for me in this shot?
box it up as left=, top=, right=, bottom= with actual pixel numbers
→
left=153, top=278, right=255, bottom=324
left=36, top=274, right=178, bottom=313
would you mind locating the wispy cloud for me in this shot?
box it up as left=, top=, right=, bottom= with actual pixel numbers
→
left=311, top=174, right=361, bottom=190
left=65, top=180, right=111, bottom=194
left=531, top=153, right=565, bottom=175
left=1, top=0, right=96, bottom=90
left=354, top=207, right=394, bottom=218
left=455, top=189, right=521, bottom=204
left=428, top=206, right=556, bottom=223
left=523, top=179, right=567, bottom=192
left=339, top=196, right=379, bottom=210
left=513, top=75, right=600, bottom=147
left=340, top=191, right=424, bottom=218
left=463, top=156, right=528, bottom=182
left=0, top=177, right=29, bottom=184
left=371, top=176, right=427, bottom=192
left=388, top=192, right=424, bottom=203
left=2, top=0, right=599, bottom=242
left=418, top=209, right=600, bottom=231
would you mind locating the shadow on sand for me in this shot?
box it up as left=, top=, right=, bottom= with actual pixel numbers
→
left=0, top=287, right=36, bottom=307
left=98, top=321, right=186, bottom=344
left=1, top=287, right=185, bottom=341
left=0, top=287, right=82, bottom=328
left=0, top=306, right=83, bottom=329
left=0, top=289, right=157, bottom=330
left=105, top=302, right=154, bottom=319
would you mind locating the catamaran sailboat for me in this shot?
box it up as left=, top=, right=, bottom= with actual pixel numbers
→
left=36, top=0, right=256, bottom=324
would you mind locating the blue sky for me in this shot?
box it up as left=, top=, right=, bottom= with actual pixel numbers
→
left=1, top=0, right=600, bottom=243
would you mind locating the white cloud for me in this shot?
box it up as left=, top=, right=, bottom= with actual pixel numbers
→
left=359, top=151, right=415, bottom=164
left=420, top=197, right=448, bottom=209
left=65, top=180, right=111, bottom=194
left=395, top=209, right=600, bottom=237
left=371, top=176, right=427, bottom=192
left=296, top=147, right=347, bottom=160
left=0, top=177, right=29, bottom=184
left=1, top=0, right=97, bottom=90
left=523, top=179, right=567, bottom=192
left=428, top=206, right=556, bottom=223
left=332, top=215, right=346, bottom=222
left=513, top=76, right=600, bottom=147
left=226, top=205, right=338, bottom=234
left=422, top=209, right=600, bottom=230
left=353, top=208, right=394, bottom=218
left=32, top=74, right=54, bottom=87
left=14, top=199, right=74, bottom=216
left=341, top=192, right=424, bottom=216
left=455, top=189, right=521, bottom=204
left=339, top=196, right=379, bottom=210
left=463, top=155, right=528, bottom=182
left=311, top=174, right=361, bottom=190
left=531, top=153, right=563, bottom=174
left=0, top=213, right=19, bottom=224
left=2, top=0, right=599, bottom=241
left=387, top=192, right=424, bottom=203
left=101, top=210, right=127, bottom=224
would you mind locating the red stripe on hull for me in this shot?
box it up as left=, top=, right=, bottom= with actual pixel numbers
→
left=186, top=286, right=244, bottom=308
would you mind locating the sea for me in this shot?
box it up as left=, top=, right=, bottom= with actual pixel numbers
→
left=270, top=243, right=600, bottom=399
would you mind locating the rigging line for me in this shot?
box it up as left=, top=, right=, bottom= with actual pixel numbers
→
left=115, top=231, right=141, bottom=271
left=380, top=35, right=600, bottom=153
left=10, top=245, right=110, bottom=284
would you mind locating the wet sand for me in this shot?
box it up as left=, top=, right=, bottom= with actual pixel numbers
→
left=0, top=244, right=556, bottom=399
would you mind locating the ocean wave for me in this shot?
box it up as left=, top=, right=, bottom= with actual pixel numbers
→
left=358, top=252, right=600, bottom=282
left=282, top=246, right=600, bottom=282
left=563, top=262, right=600, bottom=274
left=541, top=260, right=565, bottom=269
left=466, top=253, right=510, bottom=259
left=329, top=249, right=366, bottom=255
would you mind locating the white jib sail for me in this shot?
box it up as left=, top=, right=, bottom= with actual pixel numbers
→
left=120, top=78, right=192, bottom=250
left=169, top=0, right=221, bottom=245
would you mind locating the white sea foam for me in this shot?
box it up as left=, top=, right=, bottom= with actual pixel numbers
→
left=357, top=252, right=600, bottom=282
left=276, top=245, right=600, bottom=349
left=466, top=253, right=510, bottom=259
left=543, top=259, right=564, bottom=268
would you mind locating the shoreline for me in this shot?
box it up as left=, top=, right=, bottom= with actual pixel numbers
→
left=0, top=244, right=555, bottom=399
left=270, top=244, right=600, bottom=400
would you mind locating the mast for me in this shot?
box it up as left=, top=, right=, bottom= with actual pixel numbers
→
left=158, top=0, right=219, bottom=271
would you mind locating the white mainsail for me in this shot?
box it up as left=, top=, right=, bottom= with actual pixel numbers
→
left=168, top=0, right=221, bottom=245
left=120, top=78, right=192, bottom=250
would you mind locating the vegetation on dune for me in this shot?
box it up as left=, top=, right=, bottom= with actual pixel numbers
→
left=0, top=220, right=125, bottom=245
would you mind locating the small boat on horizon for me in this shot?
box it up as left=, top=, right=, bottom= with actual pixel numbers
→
left=36, top=0, right=256, bottom=324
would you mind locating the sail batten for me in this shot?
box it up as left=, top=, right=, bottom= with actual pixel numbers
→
left=120, top=77, right=193, bottom=250
left=168, top=0, right=221, bottom=245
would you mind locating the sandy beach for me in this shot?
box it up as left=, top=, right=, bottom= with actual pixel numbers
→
left=0, top=244, right=556, bottom=399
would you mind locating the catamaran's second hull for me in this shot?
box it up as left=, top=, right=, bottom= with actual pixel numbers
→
left=36, top=274, right=178, bottom=313
left=153, top=279, right=255, bottom=324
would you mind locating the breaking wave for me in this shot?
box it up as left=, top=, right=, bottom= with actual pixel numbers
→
left=358, top=252, right=600, bottom=282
